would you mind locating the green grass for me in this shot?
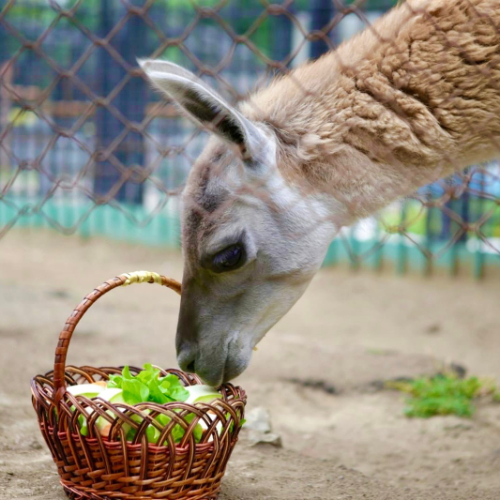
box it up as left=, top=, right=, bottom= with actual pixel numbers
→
left=387, top=374, right=498, bottom=418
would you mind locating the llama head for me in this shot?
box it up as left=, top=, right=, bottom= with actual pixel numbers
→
left=140, top=60, right=339, bottom=386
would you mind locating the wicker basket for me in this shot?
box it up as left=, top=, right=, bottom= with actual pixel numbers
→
left=31, top=271, right=247, bottom=500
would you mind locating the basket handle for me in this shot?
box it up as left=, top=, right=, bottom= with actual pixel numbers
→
left=53, top=271, right=181, bottom=404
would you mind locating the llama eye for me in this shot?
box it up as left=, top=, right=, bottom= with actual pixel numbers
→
left=212, top=244, right=244, bottom=273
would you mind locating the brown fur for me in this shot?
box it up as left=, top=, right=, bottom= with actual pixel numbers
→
left=241, top=0, right=500, bottom=218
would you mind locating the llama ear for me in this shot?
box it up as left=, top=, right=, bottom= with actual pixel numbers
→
left=138, top=59, right=201, bottom=81
left=139, top=59, right=265, bottom=158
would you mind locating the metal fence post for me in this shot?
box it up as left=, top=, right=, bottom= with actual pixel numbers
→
left=310, top=0, right=335, bottom=60
left=0, top=63, right=12, bottom=172
left=0, top=20, right=12, bottom=172
left=272, top=5, right=294, bottom=65
left=94, top=0, right=145, bottom=205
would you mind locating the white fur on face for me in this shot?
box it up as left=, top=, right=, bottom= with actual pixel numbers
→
left=177, top=132, right=340, bottom=385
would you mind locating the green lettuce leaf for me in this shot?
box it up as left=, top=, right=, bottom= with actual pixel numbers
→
left=107, top=374, right=123, bottom=389
left=121, top=366, right=150, bottom=405
left=94, top=364, right=207, bottom=443
left=136, top=363, right=161, bottom=385
left=106, top=365, right=189, bottom=406
left=158, top=374, right=189, bottom=402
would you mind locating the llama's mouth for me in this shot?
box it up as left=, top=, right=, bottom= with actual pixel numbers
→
left=177, top=331, right=252, bottom=386
left=195, top=340, right=252, bottom=386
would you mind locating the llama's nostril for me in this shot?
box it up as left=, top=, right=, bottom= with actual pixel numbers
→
left=177, top=343, right=197, bottom=373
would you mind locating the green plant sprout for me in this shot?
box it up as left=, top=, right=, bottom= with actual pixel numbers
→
left=386, top=373, right=498, bottom=418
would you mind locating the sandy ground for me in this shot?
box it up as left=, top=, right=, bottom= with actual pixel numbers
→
left=1, top=229, right=500, bottom=500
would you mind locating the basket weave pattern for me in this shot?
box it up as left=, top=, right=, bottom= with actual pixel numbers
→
left=30, top=272, right=246, bottom=500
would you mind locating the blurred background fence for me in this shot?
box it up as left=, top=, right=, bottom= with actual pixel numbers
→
left=1, top=0, right=499, bottom=277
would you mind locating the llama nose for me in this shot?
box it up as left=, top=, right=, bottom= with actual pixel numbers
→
left=177, top=342, right=197, bottom=373
left=176, top=319, right=199, bottom=374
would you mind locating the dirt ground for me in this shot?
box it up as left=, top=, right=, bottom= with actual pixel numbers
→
left=1, top=229, right=500, bottom=500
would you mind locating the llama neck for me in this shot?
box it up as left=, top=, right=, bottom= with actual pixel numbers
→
left=242, top=0, right=500, bottom=226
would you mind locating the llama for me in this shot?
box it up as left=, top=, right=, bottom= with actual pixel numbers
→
left=140, top=0, right=500, bottom=386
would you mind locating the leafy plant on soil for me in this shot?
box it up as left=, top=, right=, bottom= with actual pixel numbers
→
left=386, top=373, right=498, bottom=418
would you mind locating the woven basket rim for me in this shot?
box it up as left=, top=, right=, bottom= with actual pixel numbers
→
left=32, top=364, right=246, bottom=407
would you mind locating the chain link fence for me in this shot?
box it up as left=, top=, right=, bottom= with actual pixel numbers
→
left=1, top=0, right=499, bottom=277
